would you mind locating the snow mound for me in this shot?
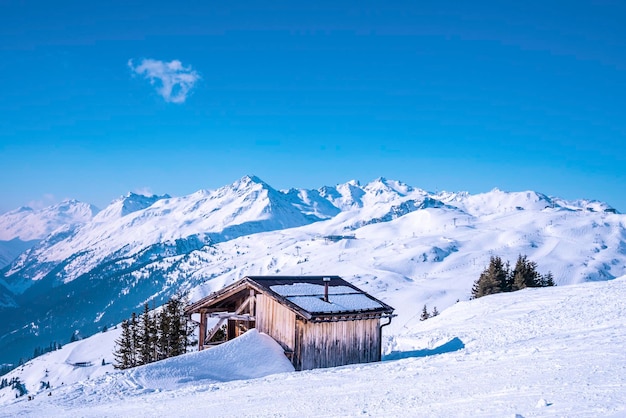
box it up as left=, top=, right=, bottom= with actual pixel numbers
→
left=129, top=329, right=294, bottom=390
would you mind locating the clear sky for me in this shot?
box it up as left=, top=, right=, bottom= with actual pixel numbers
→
left=1, top=0, right=625, bottom=213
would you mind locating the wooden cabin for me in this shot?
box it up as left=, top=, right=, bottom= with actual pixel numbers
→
left=185, top=276, right=395, bottom=371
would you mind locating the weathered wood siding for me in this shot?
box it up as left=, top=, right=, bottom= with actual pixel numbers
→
left=294, top=318, right=381, bottom=371
left=255, top=293, right=296, bottom=351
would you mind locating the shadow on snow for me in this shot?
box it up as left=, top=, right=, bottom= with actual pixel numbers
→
left=383, top=337, right=465, bottom=361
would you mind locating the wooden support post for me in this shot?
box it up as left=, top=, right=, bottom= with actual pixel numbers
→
left=249, top=289, right=255, bottom=316
left=198, top=309, right=207, bottom=351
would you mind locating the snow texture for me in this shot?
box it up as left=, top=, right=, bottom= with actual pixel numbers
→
left=1, top=276, right=625, bottom=417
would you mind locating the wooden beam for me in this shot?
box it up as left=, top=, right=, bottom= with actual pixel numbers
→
left=205, top=317, right=227, bottom=343
left=198, top=309, right=207, bottom=351
left=249, top=289, right=256, bottom=316
left=234, top=293, right=256, bottom=315
left=209, top=312, right=256, bottom=321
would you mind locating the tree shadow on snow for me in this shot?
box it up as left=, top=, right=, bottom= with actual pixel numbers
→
left=383, top=337, right=465, bottom=361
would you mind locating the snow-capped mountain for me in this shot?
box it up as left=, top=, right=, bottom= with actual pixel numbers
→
left=0, top=175, right=624, bottom=367
left=0, top=200, right=98, bottom=242
left=92, top=192, right=169, bottom=223
left=0, top=200, right=99, bottom=269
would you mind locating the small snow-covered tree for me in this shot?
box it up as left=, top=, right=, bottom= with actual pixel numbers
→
left=420, top=304, right=430, bottom=321
left=431, top=306, right=439, bottom=317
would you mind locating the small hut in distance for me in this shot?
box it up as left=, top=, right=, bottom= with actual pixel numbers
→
left=185, top=276, right=395, bottom=371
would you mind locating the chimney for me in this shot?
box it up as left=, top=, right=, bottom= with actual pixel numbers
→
left=323, top=277, right=331, bottom=302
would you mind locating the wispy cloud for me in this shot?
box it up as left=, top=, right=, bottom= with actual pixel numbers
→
left=132, top=187, right=154, bottom=197
left=128, top=58, right=200, bottom=103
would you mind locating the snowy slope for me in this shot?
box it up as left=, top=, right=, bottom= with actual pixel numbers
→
left=0, top=238, right=35, bottom=270
left=0, top=200, right=98, bottom=269
left=1, top=276, right=624, bottom=417
left=92, top=192, right=169, bottom=223
left=0, top=200, right=98, bottom=242
left=0, top=175, right=624, bottom=370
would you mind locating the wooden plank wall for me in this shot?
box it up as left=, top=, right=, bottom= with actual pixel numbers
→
left=296, top=318, right=381, bottom=371
left=255, top=293, right=297, bottom=351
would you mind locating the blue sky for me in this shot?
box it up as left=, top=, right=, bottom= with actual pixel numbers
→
left=1, top=1, right=625, bottom=213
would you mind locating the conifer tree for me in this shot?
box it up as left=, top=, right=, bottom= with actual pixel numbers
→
left=149, top=304, right=159, bottom=362
left=113, top=320, right=133, bottom=369
left=471, top=256, right=509, bottom=299
left=542, top=271, right=556, bottom=287
left=157, top=307, right=171, bottom=360
left=420, top=304, right=430, bottom=321
left=139, top=303, right=154, bottom=365
left=431, top=306, right=439, bottom=317
left=165, top=296, right=190, bottom=357
left=114, top=296, right=190, bottom=368
left=129, top=312, right=139, bottom=367
left=511, top=254, right=541, bottom=290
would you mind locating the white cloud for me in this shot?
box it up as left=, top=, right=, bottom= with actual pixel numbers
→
left=128, top=58, right=200, bottom=103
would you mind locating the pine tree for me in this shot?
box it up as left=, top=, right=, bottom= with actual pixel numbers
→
left=420, top=304, right=430, bottom=321
left=157, top=307, right=171, bottom=360
left=165, top=296, right=190, bottom=357
left=114, top=296, right=190, bottom=367
left=167, top=298, right=183, bottom=357
left=113, top=320, right=133, bottom=369
left=431, top=306, right=439, bottom=317
left=149, top=304, right=159, bottom=362
left=511, top=254, right=541, bottom=290
left=471, top=256, right=509, bottom=299
left=139, top=303, right=154, bottom=365
left=129, top=312, right=139, bottom=367
left=542, top=271, right=556, bottom=287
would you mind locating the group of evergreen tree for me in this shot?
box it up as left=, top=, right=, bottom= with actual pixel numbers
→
left=0, top=377, right=27, bottom=397
left=0, top=341, right=64, bottom=378
left=0, top=364, right=14, bottom=377
left=113, top=296, right=191, bottom=370
left=33, top=341, right=63, bottom=359
left=471, top=254, right=555, bottom=299
left=420, top=304, right=439, bottom=321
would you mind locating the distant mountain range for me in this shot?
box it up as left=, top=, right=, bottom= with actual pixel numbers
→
left=0, top=175, right=624, bottom=365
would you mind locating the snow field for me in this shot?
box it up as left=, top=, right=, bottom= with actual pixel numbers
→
left=2, top=276, right=625, bottom=417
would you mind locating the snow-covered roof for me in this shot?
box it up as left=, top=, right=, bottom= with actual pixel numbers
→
left=186, top=276, right=394, bottom=318
left=270, top=283, right=386, bottom=313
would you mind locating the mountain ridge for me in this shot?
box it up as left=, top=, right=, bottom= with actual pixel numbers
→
left=0, top=175, right=623, bottom=366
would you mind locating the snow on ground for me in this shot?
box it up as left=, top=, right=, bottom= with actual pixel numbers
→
left=2, top=276, right=625, bottom=417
